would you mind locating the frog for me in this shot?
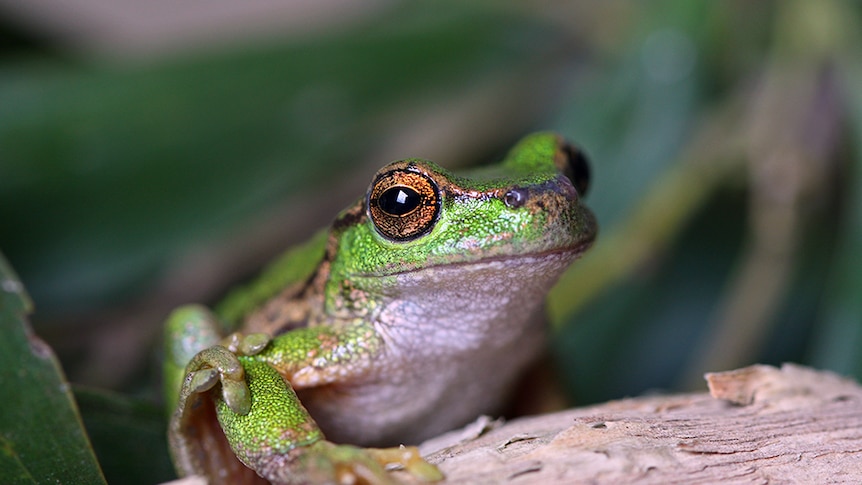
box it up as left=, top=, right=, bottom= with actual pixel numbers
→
left=163, top=132, right=597, bottom=484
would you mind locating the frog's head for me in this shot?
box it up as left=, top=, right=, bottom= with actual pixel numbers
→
left=327, top=132, right=596, bottom=301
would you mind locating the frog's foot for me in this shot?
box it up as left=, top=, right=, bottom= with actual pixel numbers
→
left=219, top=358, right=441, bottom=485
left=222, top=331, right=271, bottom=356
left=263, top=441, right=441, bottom=485
left=181, top=333, right=272, bottom=416
left=185, top=345, right=254, bottom=415
left=367, top=446, right=444, bottom=482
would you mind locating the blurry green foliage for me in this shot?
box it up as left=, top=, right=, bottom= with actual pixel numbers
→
left=0, top=254, right=105, bottom=484
left=0, top=3, right=568, bottom=315
left=1, top=0, right=861, bottom=482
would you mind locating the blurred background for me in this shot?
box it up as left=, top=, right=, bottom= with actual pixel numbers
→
left=1, top=1, right=860, bottom=483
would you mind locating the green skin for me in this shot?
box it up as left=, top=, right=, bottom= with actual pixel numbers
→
left=164, top=132, right=597, bottom=484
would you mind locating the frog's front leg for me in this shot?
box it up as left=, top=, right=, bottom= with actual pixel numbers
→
left=166, top=310, right=441, bottom=484
left=213, top=356, right=434, bottom=485
left=164, top=305, right=269, bottom=482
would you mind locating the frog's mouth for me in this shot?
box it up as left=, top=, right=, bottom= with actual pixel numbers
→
left=365, top=239, right=595, bottom=320
left=379, top=238, right=595, bottom=278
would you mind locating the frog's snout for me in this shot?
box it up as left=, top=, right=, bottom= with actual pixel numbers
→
left=503, top=175, right=579, bottom=212
left=555, top=173, right=580, bottom=202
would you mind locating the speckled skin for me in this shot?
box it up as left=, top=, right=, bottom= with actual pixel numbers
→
left=164, top=132, right=597, bottom=484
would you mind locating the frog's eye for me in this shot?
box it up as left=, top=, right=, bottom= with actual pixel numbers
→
left=367, top=168, right=441, bottom=241
left=560, top=143, right=591, bottom=197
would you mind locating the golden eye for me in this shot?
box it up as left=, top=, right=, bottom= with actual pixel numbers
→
left=367, top=167, right=440, bottom=241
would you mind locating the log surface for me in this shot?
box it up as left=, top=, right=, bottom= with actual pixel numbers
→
left=407, top=364, right=862, bottom=484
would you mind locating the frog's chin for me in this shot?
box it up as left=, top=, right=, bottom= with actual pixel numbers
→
left=373, top=245, right=589, bottom=320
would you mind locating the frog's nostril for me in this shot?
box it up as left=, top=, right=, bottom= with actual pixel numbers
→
left=503, top=188, right=528, bottom=208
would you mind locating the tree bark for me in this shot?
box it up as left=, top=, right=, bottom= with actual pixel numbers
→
left=407, top=364, right=862, bottom=484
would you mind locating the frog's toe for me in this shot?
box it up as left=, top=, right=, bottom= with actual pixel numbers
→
left=186, top=345, right=253, bottom=415
left=239, top=332, right=271, bottom=355
left=309, top=442, right=442, bottom=484
left=222, top=332, right=271, bottom=356
left=367, top=446, right=443, bottom=482
left=187, top=368, right=219, bottom=394
left=332, top=459, right=396, bottom=485
left=292, top=441, right=399, bottom=485
left=401, top=450, right=444, bottom=482
left=219, top=375, right=251, bottom=415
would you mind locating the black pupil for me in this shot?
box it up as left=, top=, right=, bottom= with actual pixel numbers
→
left=378, top=186, right=421, bottom=216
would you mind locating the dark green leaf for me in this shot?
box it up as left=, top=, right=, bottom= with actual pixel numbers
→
left=0, top=254, right=106, bottom=484
left=76, top=387, right=175, bottom=485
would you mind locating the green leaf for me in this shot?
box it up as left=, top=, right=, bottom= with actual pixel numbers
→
left=0, top=253, right=106, bottom=484
left=75, top=388, right=175, bottom=485
left=0, top=2, right=569, bottom=318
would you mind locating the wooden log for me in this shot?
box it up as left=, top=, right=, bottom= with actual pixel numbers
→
left=406, top=364, right=862, bottom=484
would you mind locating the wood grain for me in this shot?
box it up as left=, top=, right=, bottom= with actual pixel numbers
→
left=406, top=364, right=862, bottom=484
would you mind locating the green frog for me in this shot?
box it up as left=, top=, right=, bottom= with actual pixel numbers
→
left=163, top=132, right=597, bottom=484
